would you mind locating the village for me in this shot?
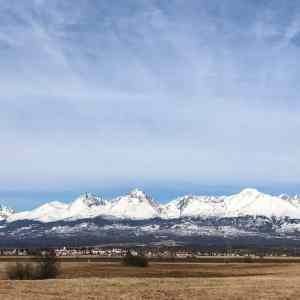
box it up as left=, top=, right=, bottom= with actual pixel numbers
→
left=0, top=246, right=298, bottom=259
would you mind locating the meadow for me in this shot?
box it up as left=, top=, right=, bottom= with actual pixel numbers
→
left=0, top=259, right=300, bottom=299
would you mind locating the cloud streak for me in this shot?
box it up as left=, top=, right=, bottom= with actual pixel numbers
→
left=0, top=0, right=300, bottom=202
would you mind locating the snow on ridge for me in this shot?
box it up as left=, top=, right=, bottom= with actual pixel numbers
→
left=106, top=188, right=161, bottom=220
left=3, top=188, right=300, bottom=223
left=223, top=189, right=300, bottom=218
left=160, top=195, right=226, bottom=219
left=0, top=204, right=15, bottom=221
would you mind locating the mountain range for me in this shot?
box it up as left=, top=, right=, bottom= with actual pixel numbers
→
left=1, top=188, right=300, bottom=222
left=1, top=188, right=300, bottom=248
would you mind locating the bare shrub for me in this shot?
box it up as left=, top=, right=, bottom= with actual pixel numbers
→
left=122, top=252, right=149, bottom=267
left=35, top=253, right=60, bottom=279
left=6, top=263, right=38, bottom=280
left=6, top=254, right=60, bottom=280
left=243, top=256, right=254, bottom=263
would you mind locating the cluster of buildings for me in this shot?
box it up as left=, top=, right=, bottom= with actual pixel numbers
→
left=53, top=247, right=229, bottom=258
left=0, top=247, right=221, bottom=258
left=0, top=247, right=299, bottom=258
left=54, top=247, right=126, bottom=257
left=0, top=248, right=29, bottom=256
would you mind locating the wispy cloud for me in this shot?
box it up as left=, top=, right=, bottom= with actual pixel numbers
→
left=0, top=0, right=300, bottom=198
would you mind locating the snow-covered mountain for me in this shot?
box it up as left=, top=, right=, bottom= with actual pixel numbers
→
left=224, top=189, right=300, bottom=218
left=7, top=193, right=106, bottom=223
left=0, top=205, right=14, bottom=221
left=106, top=189, right=161, bottom=219
left=2, top=188, right=300, bottom=223
left=160, top=195, right=226, bottom=219
left=5, top=189, right=160, bottom=222
left=8, top=201, right=69, bottom=223
left=161, top=189, right=300, bottom=219
left=279, top=194, right=300, bottom=208
left=2, top=188, right=300, bottom=248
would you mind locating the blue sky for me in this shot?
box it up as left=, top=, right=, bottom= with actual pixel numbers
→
left=0, top=0, right=300, bottom=210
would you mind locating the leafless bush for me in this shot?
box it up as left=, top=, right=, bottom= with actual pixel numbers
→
left=6, top=263, right=38, bottom=280
left=122, top=252, right=149, bottom=267
left=6, top=254, right=60, bottom=280
left=36, top=253, right=60, bottom=279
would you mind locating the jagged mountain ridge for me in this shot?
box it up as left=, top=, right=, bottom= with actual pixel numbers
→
left=1, top=188, right=300, bottom=248
left=2, top=188, right=300, bottom=223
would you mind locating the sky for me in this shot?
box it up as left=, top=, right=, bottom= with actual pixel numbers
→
left=0, top=0, right=300, bottom=210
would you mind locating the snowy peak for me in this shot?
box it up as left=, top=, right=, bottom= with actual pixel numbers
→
left=0, top=204, right=15, bottom=220
left=127, top=189, right=158, bottom=207
left=69, top=193, right=106, bottom=210
left=279, top=194, right=290, bottom=200
left=279, top=194, right=300, bottom=208
left=120, top=189, right=158, bottom=208
left=128, top=188, right=147, bottom=199
left=161, top=195, right=225, bottom=219
left=8, top=193, right=107, bottom=223
left=7, top=201, right=69, bottom=223
left=238, top=188, right=262, bottom=196
left=108, top=189, right=160, bottom=219
left=224, top=189, right=300, bottom=218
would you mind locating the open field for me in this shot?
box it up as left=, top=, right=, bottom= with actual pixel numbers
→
left=0, top=261, right=294, bottom=279
left=1, top=261, right=300, bottom=299
left=2, top=255, right=300, bottom=264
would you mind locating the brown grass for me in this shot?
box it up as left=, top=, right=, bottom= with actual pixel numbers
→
left=1, top=262, right=300, bottom=299
left=57, top=262, right=288, bottom=279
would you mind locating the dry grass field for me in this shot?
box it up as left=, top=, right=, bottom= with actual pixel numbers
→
left=0, top=261, right=300, bottom=299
